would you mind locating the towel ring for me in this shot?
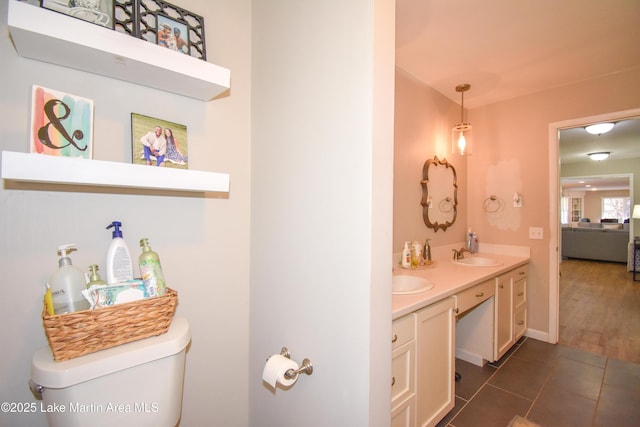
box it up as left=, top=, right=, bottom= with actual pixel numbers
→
left=439, top=197, right=454, bottom=213
left=483, top=195, right=503, bottom=213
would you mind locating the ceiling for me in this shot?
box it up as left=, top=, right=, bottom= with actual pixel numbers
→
left=395, top=0, right=640, bottom=109
left=395, top=0, right=640, bottom=192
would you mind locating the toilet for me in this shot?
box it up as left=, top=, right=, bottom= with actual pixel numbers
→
left=30, top=317, right=190, bottom=427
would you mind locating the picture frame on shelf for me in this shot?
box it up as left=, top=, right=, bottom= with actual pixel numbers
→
left=30, top=85, right=94, bottom=159
left=114, top=0, right=138, bottom=36
left=138, top=0, right=206, bottom=60
left=131, top=113, right=188, bottom=169
left=157, top=14, right=189, bottom=55
left=41, top=0, right=115, bottom=29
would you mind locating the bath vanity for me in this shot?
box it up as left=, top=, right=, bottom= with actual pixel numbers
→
left=391, top=245, right=529, bottom=427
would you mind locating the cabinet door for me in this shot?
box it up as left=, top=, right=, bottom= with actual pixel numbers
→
left=494, top=273, right=513, bottom=360
left=392, top=340, right=415, bottom=409
left=391, top=395, right=416, bottom=427
left=415, top=297, right=455, bottom=427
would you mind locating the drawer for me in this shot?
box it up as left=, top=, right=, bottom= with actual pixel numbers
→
left=392, top=340, right=415, bottom=407
left=455, top=279, right=495, bottom=315
left=514, top=277, right=526, bottom=308
left=512, top=265, right=528, bottom=281
left=392, top=314, right=415, bottom=349
left=391, top=394, right=416, bottom=427
left=514, top=307, right=527, bottom=339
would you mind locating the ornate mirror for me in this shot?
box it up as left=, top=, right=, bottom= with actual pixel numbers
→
left=420, top=156, right=458, bottom=231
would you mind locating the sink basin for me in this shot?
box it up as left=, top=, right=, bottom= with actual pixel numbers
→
left=392, top=275, right=435, bottom=295
left=450, top=256, right=503, bottom=267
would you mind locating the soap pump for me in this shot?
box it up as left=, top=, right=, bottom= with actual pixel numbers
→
left=105, top=221, right=134, bottom=284
left=86, top=264, right=107, bottom=288
left=139, top=237, right=166, bottom=297
left=48, top=244, right=90, bottom=314
left=422, top=239, right=432, bottom=264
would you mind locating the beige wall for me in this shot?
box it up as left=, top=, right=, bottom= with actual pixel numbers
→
left=393, top=68, right=468, bottom=251
left=468, top=67, right=640, bottom=336
left=0, top=1, right=251, bottom=426
left=394, top=66, right=640, bottom=338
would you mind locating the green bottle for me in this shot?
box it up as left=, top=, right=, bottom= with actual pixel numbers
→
left=139, top=238, right=166, bottom=297
left=86, top=264, right=107, bottom=288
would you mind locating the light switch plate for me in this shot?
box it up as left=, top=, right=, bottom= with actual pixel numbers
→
left=529, top=227, right=543, bottom=240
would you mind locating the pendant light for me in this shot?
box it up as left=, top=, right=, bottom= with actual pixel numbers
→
left=452, top=84, right=472, bottom=156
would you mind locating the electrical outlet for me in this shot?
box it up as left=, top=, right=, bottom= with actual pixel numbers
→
left=529, top=227, right=543, bottom=240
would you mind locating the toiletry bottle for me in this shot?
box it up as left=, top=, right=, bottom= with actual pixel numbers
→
left=48, top=244, right=90, bottom=314
left=401, top=241, right=411, bottom=269
left=44, top=284, right=54, bottom=316
left=86, top=264, right=107, bottom=288
left=471, top=233, right=479, bottom=253
left=466, top=228, right=473, bottom=249
left=422, top=239, right=432, bottom=264
left=411, top=240, right=422, bottom=267
left=139, top=237, right=166, bottom=297
left=105, top=221, right=134, bottom=284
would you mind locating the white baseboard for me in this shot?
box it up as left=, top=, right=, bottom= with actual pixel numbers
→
left=525, top=328, right=551, bottom=343
left=455, top=348, right=486, bottom=367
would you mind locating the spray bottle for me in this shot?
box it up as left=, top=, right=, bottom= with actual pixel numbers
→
left=139, top=238, right=166, bottom=297
left=105, top=221, right=134, bottom=284
left=48, top=244, right=90, bottom=314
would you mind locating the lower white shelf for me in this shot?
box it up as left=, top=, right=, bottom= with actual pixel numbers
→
left=1, top=151, right=229, bottom=194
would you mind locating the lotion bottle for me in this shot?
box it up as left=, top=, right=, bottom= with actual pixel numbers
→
left=49, top=244, right=90, bottom=314
left=401, top=241, right=411, bottom=269
left=105, top=221, right=134, bottom=284
left=138, top=237, right=166, bottom=297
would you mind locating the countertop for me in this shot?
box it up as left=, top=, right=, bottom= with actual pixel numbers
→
left=392, top=243, right=530, bottom=320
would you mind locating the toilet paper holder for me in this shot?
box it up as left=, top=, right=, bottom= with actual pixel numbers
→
left=275, top=347, right=313, bottom=380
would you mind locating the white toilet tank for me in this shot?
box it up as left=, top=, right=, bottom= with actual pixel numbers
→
left=31, top=317, right=190, bottom=427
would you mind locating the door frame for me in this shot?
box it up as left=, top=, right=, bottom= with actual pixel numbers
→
left=548, top=107, right=640, bottom=343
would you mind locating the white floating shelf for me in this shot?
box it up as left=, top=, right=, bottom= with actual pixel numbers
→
left=7, top=0, right=231, bottom=101
left=1, top=151, right=230, bottom=194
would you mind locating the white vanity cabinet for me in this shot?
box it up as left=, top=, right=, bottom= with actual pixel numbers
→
left=455, top=279, right=496, bottom=365
left=391, top=297, right=455, bottom=427
left=391, top=314, right=416, bottom=427
left=415, top=297, right=456, bottom=427
left=495, top=265, right=528, bottom=360
left=512, top=266, right=528, bottom=342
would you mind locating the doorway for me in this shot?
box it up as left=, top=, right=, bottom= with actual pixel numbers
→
left=548, top=108, right=640, bottom=343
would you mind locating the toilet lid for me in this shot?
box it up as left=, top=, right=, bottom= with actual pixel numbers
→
left=31, top=317, right=190, bottom=388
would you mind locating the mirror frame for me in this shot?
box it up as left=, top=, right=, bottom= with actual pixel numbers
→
left=420, top=156, right=458, bottom=232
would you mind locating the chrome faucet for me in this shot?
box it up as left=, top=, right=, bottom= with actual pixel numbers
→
left=452, top=247, right=475, bottom=260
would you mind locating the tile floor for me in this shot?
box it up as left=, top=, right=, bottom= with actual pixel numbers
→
left=436, top=337, right=640, bottom=427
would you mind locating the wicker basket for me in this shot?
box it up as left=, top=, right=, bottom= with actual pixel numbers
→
left=42, top=288, right=178, bottom=361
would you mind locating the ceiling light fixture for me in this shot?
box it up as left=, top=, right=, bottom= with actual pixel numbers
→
left=451, top=84, right=472, bottom=156
left=585, top=123, right=614, bottom=135
left=588, top=152, right=610, bottom=161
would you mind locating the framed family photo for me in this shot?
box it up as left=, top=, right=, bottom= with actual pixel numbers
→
left=42, top=0, right=115, bottom=29
left=157, top=15, right=189, bottom=55
left=137, top=0, right=206, bottom=60
left=131, top=113, right=188, bottom=169
left=30, top=85, right=94, bottom=159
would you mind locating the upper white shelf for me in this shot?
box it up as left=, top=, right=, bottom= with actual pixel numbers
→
left=1, top=151, right=230, bottom=194
left=7, top=0, right=231, bottom=101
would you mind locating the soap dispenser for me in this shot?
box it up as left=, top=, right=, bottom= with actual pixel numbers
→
left=139, top=237, right=166, bottom=297
left=422, top=239, right=432, bottom=264
left=48, top=244, right=90, bottom=314
left=86, top=264, right=107, bottom=288
left=105, top=221, right=134, bottom=284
